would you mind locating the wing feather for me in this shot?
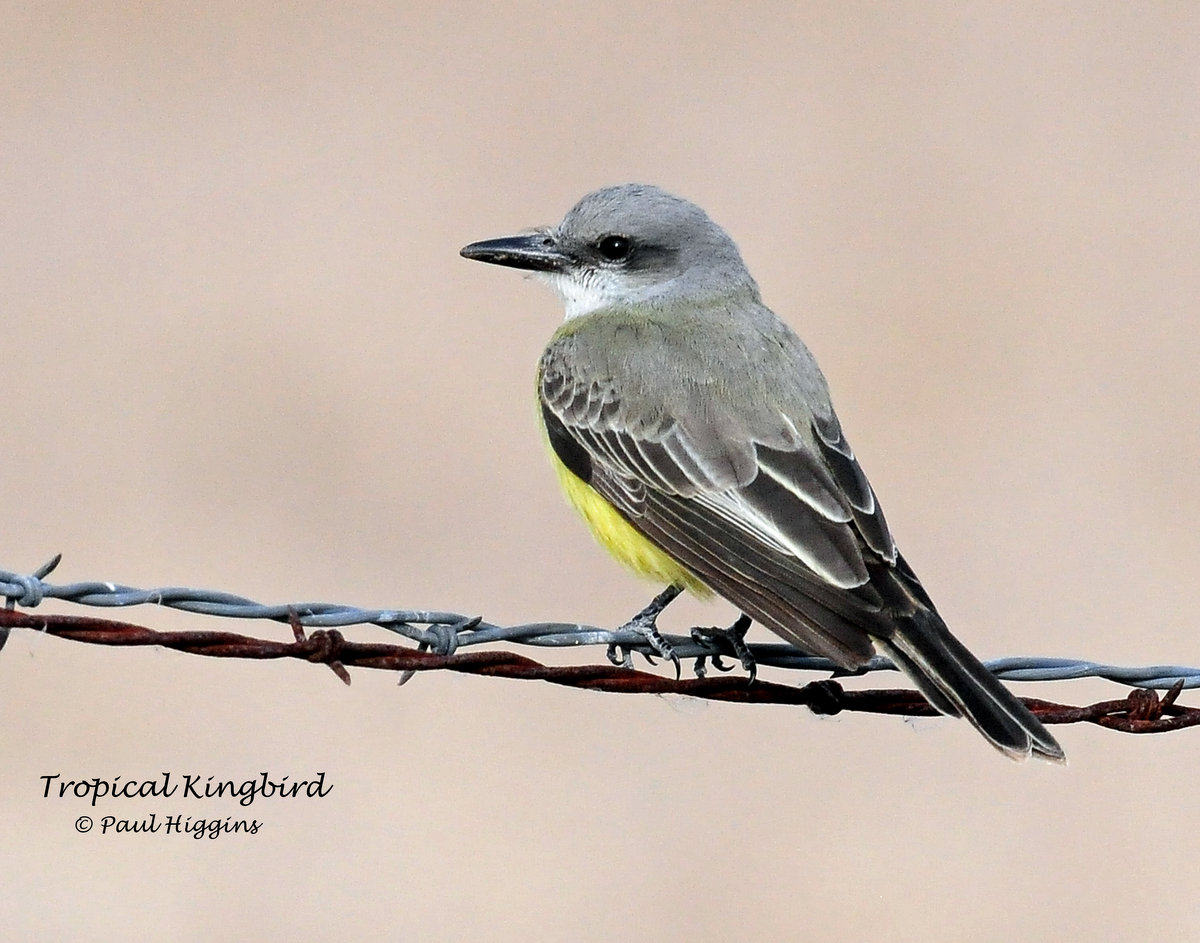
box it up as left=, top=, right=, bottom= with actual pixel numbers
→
left=755, top=446, right=852, bottom=522
left=630, top=486, right=882, bottom=664
left=813, top=413, right=897, bottom=562
left=735, top=469, right=868, bottom=587
left=538, top=339, right=902, bottom=669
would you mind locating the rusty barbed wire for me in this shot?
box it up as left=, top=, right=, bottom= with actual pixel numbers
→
left=0, top=606, right=1195, bottom=733
left=1, top=557, right=1198, bottom=688
left=1, top=557, right=1198, bottom=734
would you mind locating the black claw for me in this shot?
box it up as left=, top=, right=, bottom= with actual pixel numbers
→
left=691, top=614, right=756, bottom=683
left=727, top=614, right=756, bottom=684
left=640, top=621, right=680, bottom=679
left=614, top=584, right=684, bottom=678
left=607, top=643, right=633, bottom=669
left=691, top=627, right=736, bottom=674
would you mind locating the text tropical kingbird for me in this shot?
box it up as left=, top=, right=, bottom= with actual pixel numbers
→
left=461, top=183, right=1064, bottom=762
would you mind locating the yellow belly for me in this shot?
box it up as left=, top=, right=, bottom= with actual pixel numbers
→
left=549, top=449, right=711, bottom=597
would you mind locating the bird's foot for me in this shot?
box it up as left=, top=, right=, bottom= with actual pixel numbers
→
left=606, top=584, right=684, bottom=680
left=691, top=614, right=756, bottom=683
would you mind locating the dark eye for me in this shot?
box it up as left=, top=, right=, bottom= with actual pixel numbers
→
left=596, top=235, right=632, bottom=262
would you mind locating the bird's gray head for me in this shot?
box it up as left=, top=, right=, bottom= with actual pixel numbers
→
left=461, top=184, right=758, bottom=319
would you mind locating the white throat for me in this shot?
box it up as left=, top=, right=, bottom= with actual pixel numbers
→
left=539, top=271, right=623, bottom=320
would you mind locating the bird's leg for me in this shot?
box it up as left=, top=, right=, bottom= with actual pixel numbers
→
left=691, top=613, right=756, bottom=683
left=607, top=584, right=684, bottom=679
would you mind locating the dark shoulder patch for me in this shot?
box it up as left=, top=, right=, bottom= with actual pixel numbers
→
left=541, top=402, right=593, bottom=484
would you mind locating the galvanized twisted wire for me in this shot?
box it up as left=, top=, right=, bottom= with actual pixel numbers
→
left=1, top=556, right=1196, bottom=689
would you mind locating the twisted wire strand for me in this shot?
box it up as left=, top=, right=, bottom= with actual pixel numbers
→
left=1, top=605, right=1195, bottom=734
left=1, top=556, right=1195, bottom=690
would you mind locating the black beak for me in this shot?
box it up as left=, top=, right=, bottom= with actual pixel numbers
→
left=459, top=233, right=570, bottom=273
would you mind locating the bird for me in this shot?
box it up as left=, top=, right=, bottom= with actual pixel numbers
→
left=460, top=183, right=1064, bottom=762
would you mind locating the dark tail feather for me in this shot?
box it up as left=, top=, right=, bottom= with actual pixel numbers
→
left=877, top=609, right=1065, bottom=763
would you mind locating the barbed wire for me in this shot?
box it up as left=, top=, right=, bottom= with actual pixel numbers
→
left=1, top=605, right=1195, bottom=734
left=2, top=556, right=1198, bottom=734
left=2, top=557, right=1196, bottom=687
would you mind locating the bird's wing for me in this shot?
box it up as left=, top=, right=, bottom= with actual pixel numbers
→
left=540, top=341, right=903, bottom=667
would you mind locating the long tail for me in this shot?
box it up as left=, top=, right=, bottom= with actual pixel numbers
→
left=876, top=608, right=1065, bottom=763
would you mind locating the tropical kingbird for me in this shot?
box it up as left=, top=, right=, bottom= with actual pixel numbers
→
left=461, top=183, right=1063, bottom=762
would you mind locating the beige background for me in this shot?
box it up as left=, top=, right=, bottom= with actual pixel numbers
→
left=3, top=3, right=1198, bottom=940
